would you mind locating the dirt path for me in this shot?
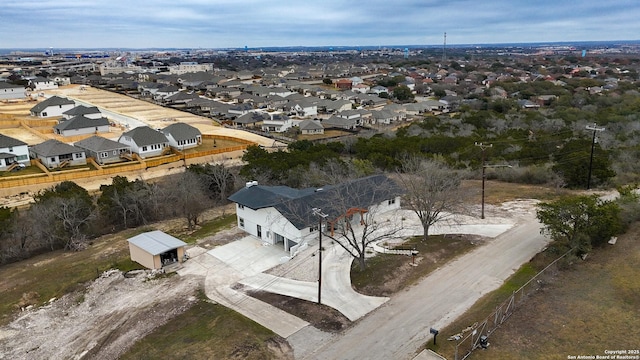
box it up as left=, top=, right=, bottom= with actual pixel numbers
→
left=295, top=213, right=551, bottom=360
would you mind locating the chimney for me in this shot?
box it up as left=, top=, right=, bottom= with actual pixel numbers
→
left=246, top=181, right=258, bottom=188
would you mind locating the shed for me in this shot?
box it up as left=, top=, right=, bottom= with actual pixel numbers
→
left=127, top=230, right=187, bottom=269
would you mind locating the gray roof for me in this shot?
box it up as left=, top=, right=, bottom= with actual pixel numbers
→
left=323, top=115, right=357, bottom=128
left=30, top=139, right=84, bottom=157
left=228, top=175, right=403, bottom=229
left=127, top=230, right=186, bottom=256
left=120, top=126, right=168, bottom=146
left=0, top=134, right=27, bottom=148
left=62, top=105, right=101, bottom=117
left=161, top=122, right=202, bottom=141
left=0, top=152, right=17, bottom=160
left=30, top=96, right=75, bottom=113
left=234, top=112, right=269, bottom=124
left=54, top=115, right=109, bottom=131
left=0, top=82, right=24, bottom=89
left=74, top=135, right=130, bottom=152
left=299, top=119, right=323, bottom=131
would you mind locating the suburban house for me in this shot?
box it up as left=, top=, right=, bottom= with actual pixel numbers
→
left=299, top=119, right=324, bottom=135
left=0, top=134, right=30, bottom=171
left=286, top=98, right=318, bottom=118
left=227, top=175, right=402, bottom=255
left=30, top=96, right=76, bottom=118
left=232, top=112, right=269, bottom=129
left=323, top=115, right=358, bottom=130
left=127, top=230, right=187, bottom=270
left=262, top=113, right=293, bottom=133
left=74, top=135, right=132, bottom=165
left=62, top=105, right=102, bottom=120
left=54, top=115, right=110, bottom=136
left=29, top=139, right=87, bottom=168
left=29, top=77, right=58, bottom=90
left=161, top=122, right=202, bottom=150
left=0, top=82, right=27, bottom=100
left=118, top=126, right=170, bottom=158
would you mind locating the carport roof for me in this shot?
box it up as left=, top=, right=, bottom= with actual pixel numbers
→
left=127, top=230, right=187, bottom=256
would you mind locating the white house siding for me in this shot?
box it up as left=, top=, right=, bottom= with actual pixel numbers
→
left=0, top=145, right=30, bottom=166
left=58, top=124, right=110, bottom=137
left=35, top=152, right=87, bottom=168
left=35, top=104, right=75, bottom=118
left=33, top=81, right=58, bottom=90
left=235, top=205, right=317, bottom=252
left=118, top=136, right=168, bottom=159
left=0, top=86, right=27, bottom=100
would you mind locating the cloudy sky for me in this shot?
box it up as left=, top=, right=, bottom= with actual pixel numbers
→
left=2, top=0, right=639, bottom=49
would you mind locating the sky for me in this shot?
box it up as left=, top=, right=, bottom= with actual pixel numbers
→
left=2, top=0, right=640, bottom=49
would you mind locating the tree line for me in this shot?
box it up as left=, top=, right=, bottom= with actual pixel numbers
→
left=0, top=163, right=237, bottom=265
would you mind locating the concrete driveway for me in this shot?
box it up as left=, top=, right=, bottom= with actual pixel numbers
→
left=239, top=242, right=389, bottom=321
left=178, top=237, right=309, bottom=338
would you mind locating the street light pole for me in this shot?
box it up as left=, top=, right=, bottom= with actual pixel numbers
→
left=586, top=123, right=605, bottom=190
left=312, top=207, right=328, bottom=305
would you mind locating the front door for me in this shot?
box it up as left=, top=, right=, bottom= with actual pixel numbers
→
left=257, top=225, right=262, bottom=239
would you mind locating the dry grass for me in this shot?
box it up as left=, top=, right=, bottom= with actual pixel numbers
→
left=426, top=223, right=640, bottom=359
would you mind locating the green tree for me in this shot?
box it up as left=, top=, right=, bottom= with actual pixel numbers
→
left=323, top=78, right=333, bottom=85
left=536, top=195, right=621, bottom=256
left=552, top=139, right=615, bottom=188
left=393, top=85, right=415, bottom=102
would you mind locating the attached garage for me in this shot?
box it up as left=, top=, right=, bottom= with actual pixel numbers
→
left=127, top=230, right=187, bottom=270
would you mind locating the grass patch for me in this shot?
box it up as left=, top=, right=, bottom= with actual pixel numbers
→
left=171, top=213, right=237, bottom=243
left=0, top=166, right=44, bottom=178
left=351, top=234, right=477, bottom=296
left=0, top=232, right=134, bottom=325
left=121, top=295, right=289, bottom=360
left=462, top=180, right=570, bottom=204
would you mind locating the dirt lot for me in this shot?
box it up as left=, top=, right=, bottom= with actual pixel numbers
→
left=0, top=270, right=201, bottom=360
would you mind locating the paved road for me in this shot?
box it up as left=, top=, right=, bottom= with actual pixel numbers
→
left=298, top=214, right=550, bottom=360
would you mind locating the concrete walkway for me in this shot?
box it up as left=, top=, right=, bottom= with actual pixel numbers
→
left=178, top=240, right=309, bottom=338
left=240, top=243, right=389, bottom=321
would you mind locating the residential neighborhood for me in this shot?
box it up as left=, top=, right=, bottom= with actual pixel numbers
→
left=1, top=38, right=640, bottom=360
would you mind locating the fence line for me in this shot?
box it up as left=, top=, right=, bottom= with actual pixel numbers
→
left=454, top=247, right=574, bottom=360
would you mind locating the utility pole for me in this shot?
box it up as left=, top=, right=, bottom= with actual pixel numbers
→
left=586, top=123, right=605, bottom=190
left=475, top=142, right=492, bottom=219
left=312, top=207, right=328, bottom=305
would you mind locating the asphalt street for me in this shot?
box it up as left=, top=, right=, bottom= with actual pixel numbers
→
left=298, top=214, right=550, bottom=360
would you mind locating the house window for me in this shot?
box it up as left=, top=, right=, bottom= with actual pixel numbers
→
left=388, top=198, right=396, bottom=205
left=239, top=218, right=245, bottom=228
left=42, top=112, right=47, bottom=117
left=50, top=157, right=56, bottom=162
left=142, top=146, right=148, bottom=151
left=113, top=150, right=117, bottom=155
left=310, top=225, right=319, bottom=233
left=74, top=153, right=82, bottom=159
left=8, top=147, right=13, bottom=152
left=100, top=152, right=109, bottom=158
left=238, top=204, right=244, bottom=210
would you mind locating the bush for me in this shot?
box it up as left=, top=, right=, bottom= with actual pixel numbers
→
left=486, top=165, right=556, bottom=185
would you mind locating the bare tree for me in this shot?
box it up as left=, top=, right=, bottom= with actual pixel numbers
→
left=397, top=156, right=468, bottom=242
left=280, top=175, right=405, bottom=270
left=165, top=171, right=211, bottom=230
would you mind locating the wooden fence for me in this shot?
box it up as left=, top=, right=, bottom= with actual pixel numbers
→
left=0, top=135, right=257, bottom=189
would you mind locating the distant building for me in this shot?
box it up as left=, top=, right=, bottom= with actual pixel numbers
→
left=118, top=126, right=169, bottom=158
left=0, top=82, right=27, bottom=100
left=0, top=134, right=30, bottom=171
left=29, top=139, right=87, bottom=168
left=29, top=96, right=75, bottom=118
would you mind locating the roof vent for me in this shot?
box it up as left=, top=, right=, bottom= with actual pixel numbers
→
left=315, top=188, right=323, bottom=192
left=246, top=181, right=258, bottom=188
